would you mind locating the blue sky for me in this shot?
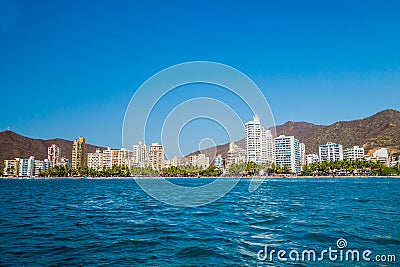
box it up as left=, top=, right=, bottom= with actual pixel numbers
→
left=1, top=0, right=399, bottom=156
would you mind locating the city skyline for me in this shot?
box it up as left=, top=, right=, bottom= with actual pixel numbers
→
left=1, top=107, right=398, bottom=159
left=2, top=112, right=397, bottom=177
left=1, top=1, right=399, bottom=152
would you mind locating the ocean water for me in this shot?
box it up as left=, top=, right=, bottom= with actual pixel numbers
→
left=0, top=178, right=399, bottom=266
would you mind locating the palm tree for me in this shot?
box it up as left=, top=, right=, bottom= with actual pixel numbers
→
left=282, top=165, right=291, bottom=174
left=245, top=161, right=259, bottom=176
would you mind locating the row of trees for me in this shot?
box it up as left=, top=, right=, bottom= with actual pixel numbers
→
left=228, top=162, right=292, bottom=176
left=161, top=165, right=222, bottom=177
left=228, top=160, right=400, bottom=176
left=38, top=164, right=223, bottom=178
left=39, top=165, right=131, bottom=177
left=302, top=159, right=399, bottom=176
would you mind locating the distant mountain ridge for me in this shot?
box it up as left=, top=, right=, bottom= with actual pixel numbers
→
left=0, top=131, right=106, bottom=164
left=188, top=109, right=400, bottom=159
left=1, top=109, right=399, bottom=165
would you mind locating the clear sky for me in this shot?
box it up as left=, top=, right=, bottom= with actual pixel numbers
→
left=1, top=0, right=399, bottom=155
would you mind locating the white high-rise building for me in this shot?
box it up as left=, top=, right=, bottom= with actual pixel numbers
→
left=214, top=154, right=224, bottom=169
left=227, top=142, right=246, bottom=168
left=164, top=160, right=171, bottom=168
left=170, top=156, right=179, bottom=167
left=344, top=146, right=365, bottom=160
left=117, top=148, right=134, bottom=167
left=34, top=159, right=44, bottom=176
left=306, top=154, right=319, bottom=165
left=261, top=129, right=275, bottom=163
left=197, top=154, right=210, bottom=169
left=47, top=144, right=60, bottom=167
left=101, top=148, right=133, bottom=169
left=369, top=148, right=391, bottom=166
left=102, top=147, right=113, bottom=170
left=189, top=154, right=210, bottom=169
left=58, top=157, right=70, bottom=167
left=319, top=142, right=343, bottom=162
left=88, top=149, right=103, bottom=170
left=299, top=143, right=306, bottom=166
left=245, top=115, right=273, bottom=164
left=17, top=157, right=49, bottom=177
left=133, top=141, right=149, bottom=168
left=19, top=156, right=35, bottom=177
left=246, top=116, right=262, bottom=164
left=275, top=135, right=301, bottom=173
left=42, top=159, right=51, bottom=172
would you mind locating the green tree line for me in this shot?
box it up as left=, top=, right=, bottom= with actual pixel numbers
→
left=39, top=165, right=132, bottom=177
left=302, top=159, right=399, bottom=176
left=161, top=165, right=222, bottom=177
left=38, top=164, right=223, bottom=178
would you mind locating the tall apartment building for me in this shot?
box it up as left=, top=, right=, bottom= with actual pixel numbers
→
left=214, top=154, right=224, bottom=169
left=164, top=160, right=171, bottom=168
left=19, top=156, right=35, bottom=177
left=261, top=129, right=275, bottom=163
left=245, top=115, right=274, bottom=164
left=111, top=148, right=120, bottom=167
left=299, top=142, right=306, bottom=166
left=226, top=142, right=246, bottom=168
left=275, top=135, right=301, bottom=173
left=110, top=148, right=130, bottom=167
left=133, top=141, right=149, bottom=168
left=59, top=157, right=70, bottom=167
left=101, top=147, right=133, bottom=169
left=3, top=158, right=20, bottom=177
left=319, top=142, right=343, bottom=162
left=149, top=143, right=164, bottom=171
left=102, top=148, right=113, bottom=170
left=344, top=146, right=365, bottom=160
left=170, top=156, right=179, bottom=167
left=118, top=148, right=134, bottom=167
left=369, top=148, right=391, bottom=166
left=72, top=137, right=86, bottom=169
left=88, top=149, right=103, bottom=170
left=189, top=154, right=210, bottom=169
left=16, top=157, right=49, bottom=177
left=47, top=144, right=61, bottom=167
left=34, top=159, right=46, bottom=176
left=42, top=159, right=51, bottom=173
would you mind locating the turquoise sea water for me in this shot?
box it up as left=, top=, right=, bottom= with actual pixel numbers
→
left=0, top=178, right=399, bottom=266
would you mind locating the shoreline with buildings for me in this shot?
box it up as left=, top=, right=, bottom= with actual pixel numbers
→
left=2, top=116, right=399, bottom=178
left=1, top=175, right=400, bottom=179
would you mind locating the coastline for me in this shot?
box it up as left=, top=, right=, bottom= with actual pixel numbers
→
left=1, top=176, right=400, bottom=179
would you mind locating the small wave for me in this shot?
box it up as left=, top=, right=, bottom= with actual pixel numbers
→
left=353, top=197, right=372, bottom=203
left=175, top=246, right=226, bottom=259
left=193, top=210, right=220, bottom=216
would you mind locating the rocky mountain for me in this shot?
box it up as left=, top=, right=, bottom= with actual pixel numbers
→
left=1, top=109, right=399, bottom=165
left=189, top=109, right=400, bottom=159
left=0, top=131, right=106, bottom=163
left=299, top=109, right=400, bottom=155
